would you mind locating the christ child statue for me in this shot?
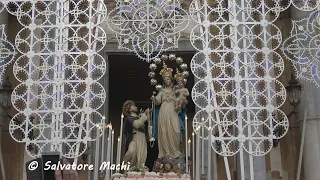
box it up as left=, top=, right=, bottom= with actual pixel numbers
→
left=174, top=68, right=189, bottom=111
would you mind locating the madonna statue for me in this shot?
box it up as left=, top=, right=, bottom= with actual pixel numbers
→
left=154, top=63, right=182, bottom=158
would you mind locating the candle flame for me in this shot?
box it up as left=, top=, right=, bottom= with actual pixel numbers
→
left=112, top=130, right=114, bottom=134
left=121, top=113, right=124, bottom=119
left=192, top=132, right=194, bottom=136
left=188, top=139, right=191, bottom=143
left=185, top=116, right=188, bottom=120
left=201, top=117, right=204, bottom=121
left=118, top=137, right=120, bottom=141
left=102, top=116, right=106, bottom=120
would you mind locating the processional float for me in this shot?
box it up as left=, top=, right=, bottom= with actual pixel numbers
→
left=0, top=0, right=319, bottom=180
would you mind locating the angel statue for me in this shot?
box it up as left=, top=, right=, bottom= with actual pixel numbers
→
left=122, top=100, right=150, bottom=170
left=153, top=63, right=183, bottom=158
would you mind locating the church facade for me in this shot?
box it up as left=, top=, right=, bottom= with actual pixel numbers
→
left=0, top=0, right=319, bottom=180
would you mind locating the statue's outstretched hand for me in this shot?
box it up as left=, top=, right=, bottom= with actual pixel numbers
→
left=144, top=108, right=150, bottom=115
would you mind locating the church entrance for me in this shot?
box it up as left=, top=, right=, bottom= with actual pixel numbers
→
left=108, top=53, right=196, bottom=171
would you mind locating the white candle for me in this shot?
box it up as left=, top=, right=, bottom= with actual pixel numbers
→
left=192, top=132, right=195, bottom=180
left=201, top=117, right=204, bottom=174
left=185, top=116, right=188, bottom=173
left=207, top=127, right=212, bottom=180
left=119, top=114, right=124, bottom=162
left=105, top=124, right=112, bottom=179
left=101, top=116, right=106, bottom=173
left=187, top=138, right=191, bottom=173
left=188, top=138, right=191, bottom=157
left=116, top=137, right=120, bottom=173
left=94, top=124, right=101, bottom=180
left=111, top=130, right=114, bottom=177
left=196, top=127, right=200, bottom=179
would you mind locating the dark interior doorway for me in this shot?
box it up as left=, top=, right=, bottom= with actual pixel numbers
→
left=109, top=53, right=195, bottom=115
left=108, top=53, right=195, bottom=170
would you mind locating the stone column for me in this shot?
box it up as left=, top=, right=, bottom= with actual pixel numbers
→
left=290, top=3, right=320, bottom=180
left=0, top=9, right=8, bottom=180
left=299, top=81, right=320, bottom=180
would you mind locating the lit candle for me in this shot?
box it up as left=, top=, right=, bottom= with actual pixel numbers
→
left=207, top=127, right=212, bottom=180
left=105, top=124, right=112, bottom=179
left=192, top=132, right=195, bottom=180
left=101, top=116, right=106, bottom=172
left=185, top=116, right=188, bottom=173
left=116, top=137, right=120, bottom=173
left=119, top=114, right=124, bottom=163
left=196, top=126, right=200, bottom=179
left=94, top=124, right=101, bottom=180
left=201, top=117, right=204, bottom=174
left=188, top=138, right=191, bottom=157
left=111, top=130, right=114, bottom=177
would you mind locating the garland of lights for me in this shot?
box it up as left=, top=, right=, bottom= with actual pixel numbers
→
left=148, top=54, right=189, bottom=90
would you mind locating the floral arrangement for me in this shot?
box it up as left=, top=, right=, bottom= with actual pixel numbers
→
left=112, top=172, right=191, bottom=180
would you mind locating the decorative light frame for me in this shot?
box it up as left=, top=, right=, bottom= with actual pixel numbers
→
left=0, top=25, right=15, bottom=83
left=189, top=0, right=290, bottom=158
left=107, top=0, right=190, bottom=62
left=0, top=0, right=107, bottom=158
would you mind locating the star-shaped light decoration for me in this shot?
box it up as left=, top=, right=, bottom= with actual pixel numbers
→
left=0, top=25, right=15, bottom=83
left=282, top=10, right=320, bottom=87
left=107, top=0, right=189, bottom=62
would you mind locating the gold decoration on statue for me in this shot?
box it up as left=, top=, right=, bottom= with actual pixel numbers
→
left=149, top=54, right=188, bottom=90
left=159, top=62, right=173, bottom=77
left=174, top=68, right=184, bottom=81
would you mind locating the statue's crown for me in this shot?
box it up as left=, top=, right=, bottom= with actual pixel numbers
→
left=174, top=68, right=184, bottom=81
left=159, top=62, right=173, bottom=77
